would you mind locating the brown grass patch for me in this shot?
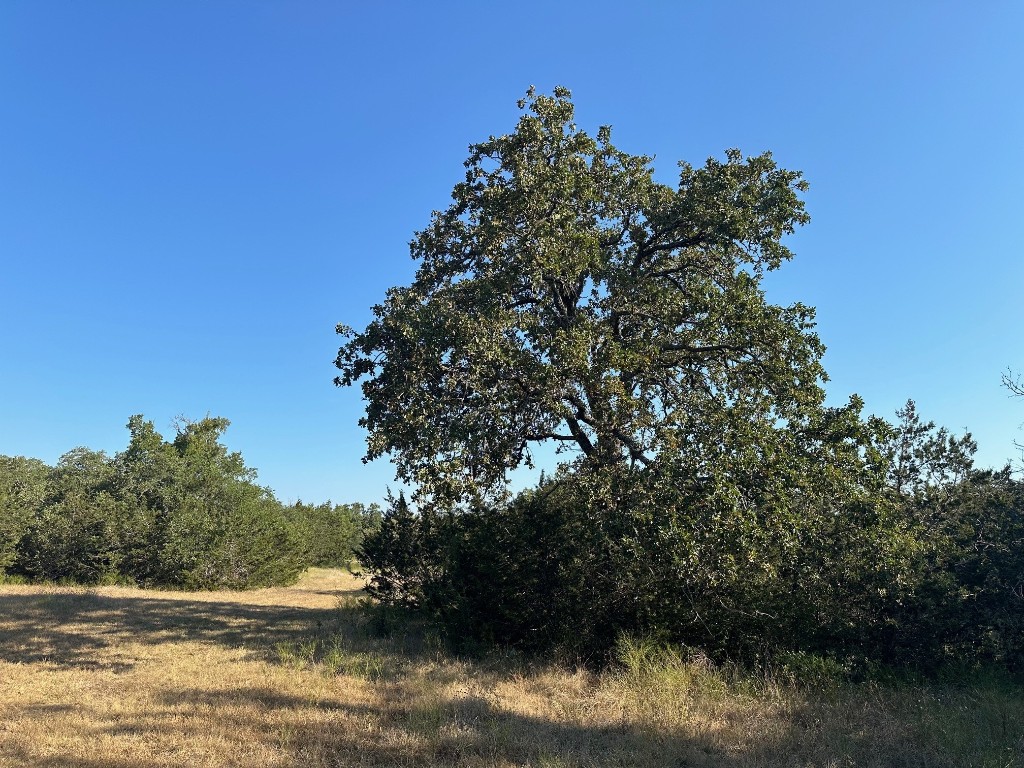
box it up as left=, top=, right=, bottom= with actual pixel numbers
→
left=1, top=568, right=1021, bottom=767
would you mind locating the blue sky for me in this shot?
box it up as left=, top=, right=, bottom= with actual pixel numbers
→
left=2, top=2, right=1022, bottom=505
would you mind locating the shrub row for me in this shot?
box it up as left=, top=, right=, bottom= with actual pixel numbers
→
left=0, top=415, right=378, bottom=589
left=361, top=405, right=1024, bottom=672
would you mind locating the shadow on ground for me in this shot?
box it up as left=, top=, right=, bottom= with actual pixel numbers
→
left=0, top=589, right=369, bottom=672
left=0, top=680, right=966, bottom=768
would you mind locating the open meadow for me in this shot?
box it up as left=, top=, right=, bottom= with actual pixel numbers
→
left=0, top=568, right=1021, bottom=768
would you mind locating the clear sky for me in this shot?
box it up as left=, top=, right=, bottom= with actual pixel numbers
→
left=2, top=2, right=1022, bottom=506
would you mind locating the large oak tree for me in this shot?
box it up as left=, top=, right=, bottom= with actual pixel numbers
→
left=337, top=87, right=835, bottom=505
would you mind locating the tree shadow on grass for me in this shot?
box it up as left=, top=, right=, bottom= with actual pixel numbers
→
left=0, top=749, right=167, bottom=768
left=4, top=682, right=969, bottom=768
left=0, top=589, right=363, bottom=673
left=4, top=683, right=751, bottom=768
left=171, top=685, right=742, bottom=767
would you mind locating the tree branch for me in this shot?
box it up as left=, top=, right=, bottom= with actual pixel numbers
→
left=1004, top=369, right=1024, bottom=397
left=563, top=416, right=596, bottom=457
left=634, top=233, right=709, bottom=270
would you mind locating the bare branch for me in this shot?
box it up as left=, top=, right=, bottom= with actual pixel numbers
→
left=1003, top=369, right=1024, bottom=398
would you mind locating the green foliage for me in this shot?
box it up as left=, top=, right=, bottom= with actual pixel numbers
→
left=2, top=415, right=371, bottom=590
left=362, top=453, right=1023, bottom=669
left=0, top=455, right=48, bottom=571
left=888, top=468, right=1024, bottom=670
left=876, top=399, right=977, bottom=499
left=772, top=650, right=850, bottom=690
left=153, top=415, right=304, bottom=589
left=276, top=635, right=389, bottom=680
left=346, top=86, right=878, bottom=656
left=287, top=500, right=378, bottom=568
left=359, top=492, right=437, bottom=608
left=14, top=448, right=125, bottom=583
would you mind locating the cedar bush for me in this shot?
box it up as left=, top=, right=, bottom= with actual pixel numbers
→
left=360, top=407, right=1024, bottom=671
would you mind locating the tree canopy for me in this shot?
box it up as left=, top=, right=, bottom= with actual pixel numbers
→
left=337, top=86, right=831, bottom=505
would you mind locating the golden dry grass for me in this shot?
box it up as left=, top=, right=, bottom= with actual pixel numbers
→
left=1, top=568, right=1021, bottom=767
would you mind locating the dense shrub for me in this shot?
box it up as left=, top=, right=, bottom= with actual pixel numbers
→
left=887, top=468, right=1024, bottom=669
left=287, top=500, right=379, bottom=569
left=13, top=448, right=126, bottom=583
left=360, top=405, right=1024, bottom=671
left=1, top=415, right=372, bottom=589
left=0, top=455, right=48, bottom=573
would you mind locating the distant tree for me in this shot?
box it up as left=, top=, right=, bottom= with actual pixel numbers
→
left=848, top=400, right=1024, bottom=669
left=286, top=500, right=373, bottom=568
left=909, top=466, right=1024, bottom=668
left=111, top=415, right=181, bottom=583
left=875, top=399, right=976, bottom=499
left=10, top=415, right=317, bottom=589
left=358, top=493, right=431, bottom=608
left=160, top=415, right=303, bottom=589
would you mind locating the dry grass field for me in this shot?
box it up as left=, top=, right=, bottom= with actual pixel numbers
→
left=1, top=568, right=1021, bottom=767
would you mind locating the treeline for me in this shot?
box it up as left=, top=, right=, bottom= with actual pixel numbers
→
left=362, top=401, right=1024, bottom=672
left=0, top=415, right=379, bottom=589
